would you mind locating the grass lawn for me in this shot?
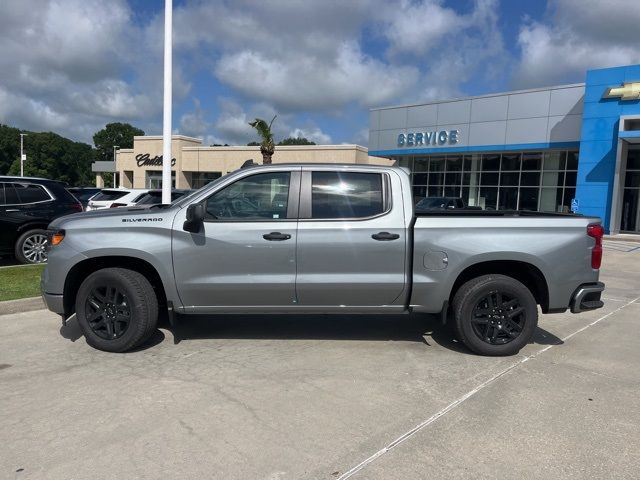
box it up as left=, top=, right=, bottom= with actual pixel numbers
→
left=0, top=264, right=45, bottom=302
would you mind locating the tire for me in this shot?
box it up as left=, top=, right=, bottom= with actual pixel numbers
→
left=75, top=268, right=159, bottom=353
left=15, top=229, right=49, bottom=264
left=452, top=274, right=538, bottom=356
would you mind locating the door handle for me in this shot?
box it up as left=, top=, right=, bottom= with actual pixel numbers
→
left=5, top=209, right=19, bottom=212
left=262, top=232, right=292, bottom=241
left=372, top=231, right=400, bottom=241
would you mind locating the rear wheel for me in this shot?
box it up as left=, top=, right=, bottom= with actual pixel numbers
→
left=452, top=274, right=538, bottom=356
left=15, top=229, right=49, bottom=264
left=75, top=268, right=158, bottom=352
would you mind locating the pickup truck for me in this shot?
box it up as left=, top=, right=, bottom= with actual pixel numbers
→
left=41, top=164, right=605, bottom=356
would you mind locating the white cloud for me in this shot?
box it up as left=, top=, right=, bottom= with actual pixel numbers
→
left=215, top=42, right=419, bottom=112
left=382, top=0, right=465, bottom=55
left=0, top=0, right=189, bottom=143
left=288, top=127, right=332, bottom=145
left=513, top=0, right=640, bottom=88
left=179, top=100, right=209, bottom=138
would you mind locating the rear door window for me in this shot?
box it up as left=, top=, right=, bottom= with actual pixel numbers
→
left=91, top=190, right=128, bottom=201
left=12, top=183, right=51, bottom=204
left=310, top=172, right=384, bottom=219
left=4, top=183, right=20, bottom=204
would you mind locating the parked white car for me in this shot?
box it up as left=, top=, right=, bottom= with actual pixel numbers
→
left=86, top=188, right=150, bottom=211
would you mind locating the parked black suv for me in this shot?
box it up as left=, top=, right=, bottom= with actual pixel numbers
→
left=0, top=177, right=83, bottom=264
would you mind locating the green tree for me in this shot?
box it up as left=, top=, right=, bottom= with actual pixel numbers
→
left=6, top=130, right=95, bottom=186
left=93, top=122, right=144, bottom=163
left=0, top=124, right=22, bottom=175
left=278, top=137, right=316, bottom=146
left=246, top=141, right=260, bottom=146
left=248, top=116, right=277, bottom=164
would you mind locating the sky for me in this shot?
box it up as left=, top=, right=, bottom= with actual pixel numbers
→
left=1, top=0, right=639, bottom=147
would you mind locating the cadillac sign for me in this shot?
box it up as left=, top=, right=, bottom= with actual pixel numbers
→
left=398, top=129, right=460, bottom=147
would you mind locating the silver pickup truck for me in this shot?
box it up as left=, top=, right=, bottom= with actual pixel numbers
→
left=41, top=164, right=605, bottom=356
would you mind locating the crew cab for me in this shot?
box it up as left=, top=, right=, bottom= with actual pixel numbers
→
left=41, top=164, right=605, bottom=355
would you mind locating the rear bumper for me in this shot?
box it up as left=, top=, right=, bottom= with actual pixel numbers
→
left=570, top=282, right=605, bottom=313
left=42, top=292, right=65, bottom=315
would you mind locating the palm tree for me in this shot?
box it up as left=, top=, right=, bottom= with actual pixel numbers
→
left=248, top=115, right=277, bottom=164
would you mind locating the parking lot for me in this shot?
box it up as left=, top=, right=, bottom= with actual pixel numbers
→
left=1, top=242, right=639, bottom=479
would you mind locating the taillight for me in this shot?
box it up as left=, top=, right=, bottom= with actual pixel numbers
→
left=65, top=203, right=83, bottom=213
left=587, top=223, right=604, bottom=269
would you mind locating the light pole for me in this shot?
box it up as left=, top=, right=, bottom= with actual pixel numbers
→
left=113, top=145, right=119, bottom=187
left=20, top=133, right=28, bottom=177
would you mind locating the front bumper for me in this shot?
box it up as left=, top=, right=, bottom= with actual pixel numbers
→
left=570, top=282, right=605, bottom=313
left=42, top=292, right=65, bottom=315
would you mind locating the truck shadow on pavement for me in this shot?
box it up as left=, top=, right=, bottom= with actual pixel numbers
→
left=165, top=313, right=564, bottom=356
left=59, top=313, right=563, bottom=355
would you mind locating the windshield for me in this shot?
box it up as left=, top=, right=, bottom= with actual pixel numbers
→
left=171, top=174, right=229, bottom=208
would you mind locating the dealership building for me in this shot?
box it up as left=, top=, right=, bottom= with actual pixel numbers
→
left=94, top=136, right=391, bottom=191
left=368, top=64, right=640, bottom=234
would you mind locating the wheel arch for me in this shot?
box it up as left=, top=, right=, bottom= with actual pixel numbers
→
left=449, top=260, right=550, bottom=313
left=63, top=256, right=168, bottom=317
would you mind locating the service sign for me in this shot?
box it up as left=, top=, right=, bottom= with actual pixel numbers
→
left=397, top=129, right=460, bottom=147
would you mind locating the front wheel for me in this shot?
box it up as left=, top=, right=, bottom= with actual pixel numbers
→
left=452, top=274, right=538, bottom=356
left=75, top=268, right=159, bottom=352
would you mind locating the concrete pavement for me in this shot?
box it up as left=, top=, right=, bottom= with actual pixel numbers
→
left=0, top=243, right=638, bottom=479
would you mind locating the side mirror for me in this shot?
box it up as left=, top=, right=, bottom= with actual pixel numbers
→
left=183, top=203, right=205, bottom=233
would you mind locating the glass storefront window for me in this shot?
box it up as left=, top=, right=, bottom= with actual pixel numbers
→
left=519, top=188, right=539, bottom=211
left=626, top=172, right=640, bottom=188
left=543, top=151, right=566, bottom=171
left=414, top=157, right=428, bottom=172
left=566, top=151, right=579, bottom=170
left=480, top=172, right=499, bottom=185
left=522, top=152, right=542, bottom=170
left=498, top=187, right=518, bottom=210
left=622, top=189, right=639, bottom=231
left=542, top=171, right=564, bottom=187
left=501, top=153, right=521, bottom=171
left=520, top=171, right=540, bottom=186
left=403, top=149, right=578, bottom=212
left=444, top=186, right=460, bottom=197
left=414, top=173, right=428, bottom=185
left=446, top=156, right=463, bottom=171
left=146, top=171, right=175, bottom=189
left=482, top=154, right=500, bottom=171
left=445, top=172, right=461, bottom=185
left=428, top=186, right=443, bottom=197
left=501, top=172, right=520, bottom=186
left=479, top=187, right=498, bottom=210
left=191, top=172, right=222, bottom=189
left=429, top=157, right=445, bottom=172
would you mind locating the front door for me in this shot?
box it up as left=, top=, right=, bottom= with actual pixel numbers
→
left=621, top=148, right=640, bottom=233
left=295, top=169, right=407, bottom=309
left=173, top=169, right=300, bottom=311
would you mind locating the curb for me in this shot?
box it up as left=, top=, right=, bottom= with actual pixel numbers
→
left=605, top=235, right=640, bottom=244
left=0, top=296, right=46, bottom=316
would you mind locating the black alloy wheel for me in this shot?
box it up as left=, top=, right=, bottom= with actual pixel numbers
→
left=84, top=284, right=131, bottom=340
left=452, top=274, right=538, bottom=356
left=470, top=290, right=525, bottom=345
left=75, top=268, right=158, bottom=352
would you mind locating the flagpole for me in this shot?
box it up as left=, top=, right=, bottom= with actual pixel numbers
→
left=161, top=0, right=172, bottom=204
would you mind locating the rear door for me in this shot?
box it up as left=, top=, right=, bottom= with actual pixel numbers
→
left=173, top=168, right=301, bottom=310
left=295, top=168, right=407, bottom=308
